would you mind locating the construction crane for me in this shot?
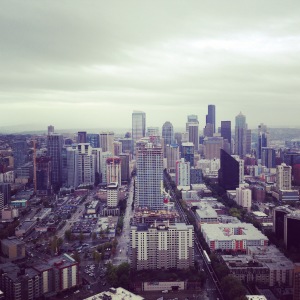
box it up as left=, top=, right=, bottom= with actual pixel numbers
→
left=160, top=180, right=174, bottom=211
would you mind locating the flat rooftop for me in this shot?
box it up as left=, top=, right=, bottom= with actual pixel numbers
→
left=201, top=223, right=268, bottom=241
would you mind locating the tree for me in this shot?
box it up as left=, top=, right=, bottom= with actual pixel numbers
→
left=64, top=229, right=72, bottom=241
left=92, top=232, right=97, bottom=240
left=79, top=231, right=84, bottom=242
left=72, top=251, right=81, bottom=263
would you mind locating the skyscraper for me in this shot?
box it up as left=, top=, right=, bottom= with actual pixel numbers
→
left=262, top=147, right=276, bottom=168
left=106, top=157, right=122, bottom=187
left=87, top=133, right=100, bottom=148
left=77, top=143, right=95, bottom=186
left=276, top=163, right=292, bottom=191
left=47, top=133, right=63, bottom=190
left=132, top=111, right=146, bottom=142
left=77, top=131, right=87, bottom=143
left=136, top=143, right=163, bottom=210
left=0, top=183, right=11, bottom=210
left=12, top=140, right=27, bottom=170
left=175, top=158, right=190, bottom=186
left=221, top=121, right=231, bottom=153
left=235, top=112, right=248, bottom=157
left=35, top=156, right=52, bottom=196
left=181, top=142, right=194, bottom=166
left=206, top=104, right=216, bottom=134
left=188, top=123, right=199, bottom=151
left=257, top=123, right=268, bottom=160
left=218, top=149, right=244, bottom=190
left=99, top=132, right=114, bottom=153
left=162, top=121, right=174, bottom=157
left=48, top=125, right=54, bottom=135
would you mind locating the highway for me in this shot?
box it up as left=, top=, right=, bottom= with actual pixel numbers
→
left=164, top=173, right=222, bottom=300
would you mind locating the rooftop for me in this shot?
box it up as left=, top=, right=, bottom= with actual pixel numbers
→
left=201, top=223, right=268, bottom=241
left=83, top=287, right=144, bottom=300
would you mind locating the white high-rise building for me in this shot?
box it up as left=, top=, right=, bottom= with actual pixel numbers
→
left=99, top=132, right=114, bottom=153
left=106, top=157, right=122, bottom=187
left=131, top=222, right=194, bottom=270
left=276, top=163, right=292, bottom=191
left=107, top=182, right=119, bottom=207
left=100, top=151, right=113, bottom=184
left=66, top=146, right=78, bottom=188
left=136, top=142, right=163, bottom=210
left=175, top=158, right=190, bottom=187
left=132, top=111, right=146, bottom=142
left=236, top=184, right=252, bottom=211
left=166, top=144, right=179, bottom=172
left=77, top=143, right=95, bottom=186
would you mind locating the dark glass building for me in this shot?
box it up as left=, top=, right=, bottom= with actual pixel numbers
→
left=221, top=121, right=231, bottom=153
left=181, top=142, right=194, bottom=166
left=206, top=104, right=216, bottom=134
left=218, top=149, right=239, bottom=190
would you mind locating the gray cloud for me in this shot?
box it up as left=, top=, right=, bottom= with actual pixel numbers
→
left=0, top=0, right=300, bottom=130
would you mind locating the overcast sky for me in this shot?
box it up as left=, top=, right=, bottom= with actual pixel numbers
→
left=1, top=1, right=300, bottom=132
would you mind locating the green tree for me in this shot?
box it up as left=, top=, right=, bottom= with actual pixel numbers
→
left=64, top=229, right=72, bottom=241
left=72, top=251, right=81, bottom=263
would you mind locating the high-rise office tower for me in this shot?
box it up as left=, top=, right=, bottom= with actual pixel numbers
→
left=99, top=132, right=114, bottom=153
left=132, top=111, right=146, bottom=142
left=87, top=133, right=100, bottom=148
left=66, top=146, right=78, bottom=188
left=206, top=104, right=216, bottom=134
left=257, top=123, right=268, bottom=160
left=276, top=163, right=292, bottom=191
left=107, top=182, right=119, bottom=208
left=186, top=115, right=198, bottom=131
left=0, top=183, right=11, bottom=210
left=166, top=144, right=179, bottom=172
left=262, top=147, right=276, bottom=168
left=35, top=156, right=52, bottom=196
left=47, top=133, right=63, bottom=189
left=181, top=142, right=194, bottom=166
left=77, top=131, right=87, bottom=143
left=77, top=143, right=95, bottom=186
left=106, top=157, right=122, bottom=187
left=203, top=123, right=214, bottom=138
left=218, top=149, right=244, bottom=190
left=100, top=151, right=113, bottom=184
left=175, top=158, right=190, bottom=186
left=113, top=141, right=122, bottom=156
left=136, top=143, right=163, bottom=210
left=235, top=112, right=248, bottom=157
left=162, top=121, right=174, bottom=146
left=119, top=153, right=130, bottom=183
left=188, top=123, right=199, bottom=151
left=119, top=138, right=133, bottom=155
left=48, top=125, right=54, bottom=135
left=12, top=140, right=27, bottom=170
left=147, top=127, right=160, bottom=137
left=203, top=137, right=224, bottom=159
left=221, top=121, right=231, bottom=153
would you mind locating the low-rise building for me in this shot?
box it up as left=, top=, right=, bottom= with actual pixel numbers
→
left=1, top=237, right=25, bottom=260
left=84, top=287, right=144, bottom=300
left=201, top=223, right=268, bottom=253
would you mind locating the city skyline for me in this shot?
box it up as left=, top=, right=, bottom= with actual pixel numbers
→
left=1, top=1, right=300, bottom=130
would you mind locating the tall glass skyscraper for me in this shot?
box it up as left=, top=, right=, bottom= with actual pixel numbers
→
left=47, top=133, right=63, bottom=190
left=206, top=104, right=216, bottom=134
left=235, top=112, right=248, bottom=157
left=136, top=142, right=164, bottom=210
left=162, top=121, right=174, bottom=156
left=132, top=111, right=146, bottom=142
